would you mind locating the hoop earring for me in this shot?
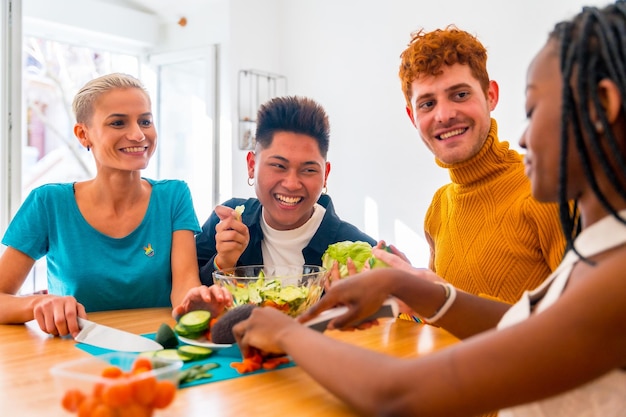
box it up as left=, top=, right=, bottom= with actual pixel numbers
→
left=247, top=177, right=254, bottom=186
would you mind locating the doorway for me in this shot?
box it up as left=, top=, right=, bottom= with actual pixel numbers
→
left=151, top=47, right=219, bottom=224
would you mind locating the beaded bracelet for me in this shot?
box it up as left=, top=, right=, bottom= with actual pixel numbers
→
left=398, top=313, right=424, bottom=324
left=423, top=282, right=457, bottom=324
left=213, top=257, right=222, bottom=271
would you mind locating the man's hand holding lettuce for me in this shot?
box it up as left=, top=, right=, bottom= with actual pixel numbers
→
left=322, top=241, right=389, bottom=279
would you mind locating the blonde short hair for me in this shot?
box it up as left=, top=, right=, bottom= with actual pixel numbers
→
left=72, top=73, right=149, bottom=124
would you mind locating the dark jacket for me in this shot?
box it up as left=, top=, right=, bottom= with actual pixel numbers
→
left=196, top=194, right=376, bottom=285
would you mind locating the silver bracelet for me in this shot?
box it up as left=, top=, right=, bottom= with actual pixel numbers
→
left=424, top=283, right=457, bottom=324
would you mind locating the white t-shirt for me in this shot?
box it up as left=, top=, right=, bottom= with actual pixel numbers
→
left=260, top=203, right=326, bottom=268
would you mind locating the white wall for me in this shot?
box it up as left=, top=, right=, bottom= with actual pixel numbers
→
left=24, top=0, right=160, bottom=53
left=225, top=0, right=607, bottom=265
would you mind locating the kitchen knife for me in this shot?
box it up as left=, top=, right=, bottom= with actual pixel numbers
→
left=75, top=318, right=164, bottom=352
left=303, top=298, right=399, bottom=332
left=210, top=298, right=400, bottom=343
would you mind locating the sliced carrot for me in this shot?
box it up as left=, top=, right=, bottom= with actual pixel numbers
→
left=261, top=356, right=291, bottom=370
left=131, top=357, right=153, bottom=374
left=100, top=365, right=123, bottom=379
left=60, top=356, right=180, bottom=415
left=230, top=352, right=263, bottom=374
left=61, top=388, right=86, bottom=412
left=151, top=380, right=177, bottom=409
left=276, top=303, right=290, bottom=313
left=102, top=381, right=133, bottom=408
left=116, top=402, right=153, bottom=417
left=130, top=375, right=158, bottom=406
left=230, top=360, right=260, bottom=373
left=92, top=382, right=106, bottom=399
left=231, top=351, right=291, bottom=373
left=77, top=396, right=101, bottom=417
left=90, top=403, right=116, bottom=417
left=261, top=300, right=290, bottom=312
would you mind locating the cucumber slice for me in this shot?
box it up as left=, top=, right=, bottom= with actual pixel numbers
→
left=178, top=310, right=212, bottom=333
left=173, top=323, right=205, bottom=339
left=177, top=345, right=214, bottom=361
left=155, top=348, right=192, bottom=362
left=179, top=363, right=220, bottom=384
left=155, top=323, right=179, bottom=349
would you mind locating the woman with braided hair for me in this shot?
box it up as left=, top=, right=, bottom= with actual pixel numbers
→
left=231, top=3, right=626, bottom=416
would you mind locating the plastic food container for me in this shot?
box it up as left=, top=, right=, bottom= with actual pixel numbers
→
left=50, top=352, right=183, bottom=415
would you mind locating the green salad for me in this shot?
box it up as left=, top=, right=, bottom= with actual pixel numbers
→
left=224, top=277, right=322, bottom=317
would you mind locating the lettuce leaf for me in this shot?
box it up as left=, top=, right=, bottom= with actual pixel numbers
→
left=322, top=240, right=387, bottom=278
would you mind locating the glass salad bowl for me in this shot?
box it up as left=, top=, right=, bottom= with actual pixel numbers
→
left=213, top=265, right=327, bottom=317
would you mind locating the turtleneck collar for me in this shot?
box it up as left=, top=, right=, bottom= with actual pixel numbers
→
left=435, top=118, right=519, bottom=186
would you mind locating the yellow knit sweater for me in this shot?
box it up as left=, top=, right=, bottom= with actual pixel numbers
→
left=424, top=119, right=566, bottom=303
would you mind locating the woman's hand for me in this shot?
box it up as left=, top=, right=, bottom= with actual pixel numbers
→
left=172, top=285, right=233, bottom=320
left=31, top=295, right=86, bottom=337
left=299, top=270, right=393, bottom=330
left=233, top=307, right=298, bottom=358
left=214, top=205, right=250, bottom=269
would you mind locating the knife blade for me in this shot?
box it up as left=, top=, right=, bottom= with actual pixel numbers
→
left=205, top=298, right=400, bottom=343
left=75, top=318, right=164, bottom=352
left=303, top=298, right=399, bottom=332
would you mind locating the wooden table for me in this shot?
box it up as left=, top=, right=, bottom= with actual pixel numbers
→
left=0, top=308, right=458, bottom=416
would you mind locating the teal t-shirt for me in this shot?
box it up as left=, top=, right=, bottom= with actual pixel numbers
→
left=2, top=179, right=201, bottom=312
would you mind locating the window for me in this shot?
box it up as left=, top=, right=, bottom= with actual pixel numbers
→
left=23, top=36, right=143, bottom=195
left=151, top=49, right=218, bottom=224
left=2, top=3, right=219, bottom=296
left=20, top=36, right=144, bottom=294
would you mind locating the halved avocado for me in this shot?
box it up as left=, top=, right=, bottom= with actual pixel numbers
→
left=155, top=323, right=179, bottom=349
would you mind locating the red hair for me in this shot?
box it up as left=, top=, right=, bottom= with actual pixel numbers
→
left=399, top=25, right=489, bottom=106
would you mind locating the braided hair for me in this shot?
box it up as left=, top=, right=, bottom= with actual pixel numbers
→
left=550, top=1, right=626, bottom=252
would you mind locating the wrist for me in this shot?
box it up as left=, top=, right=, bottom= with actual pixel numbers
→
left=423, top=282, right=457, bottom=324
left=276, top=319, right=310, bottom=352
left=213, top=256, right=222, bottom=271
left=387, top=268, right=422, bottom=297
left=213, top=255, right=234, bottom=271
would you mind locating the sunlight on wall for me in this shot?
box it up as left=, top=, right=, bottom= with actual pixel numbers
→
left=394, top=219, right=430, bottom=268
left=364, top=196, right=380, bottom=240
left=365, top=195, right=430, bottom=268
